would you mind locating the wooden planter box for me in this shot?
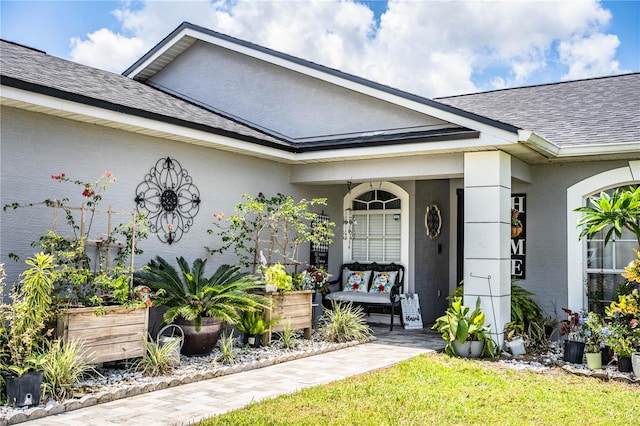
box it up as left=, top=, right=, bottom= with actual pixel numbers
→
left=260, top=290, right=313, bottom=345
left=57, top=305, right=149, bottom=364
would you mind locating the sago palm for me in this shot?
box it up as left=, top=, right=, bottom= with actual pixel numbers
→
left=135, top=256, right=269, bottom=330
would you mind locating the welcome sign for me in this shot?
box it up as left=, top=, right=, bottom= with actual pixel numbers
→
left=511, top=193, right=526, bottom=279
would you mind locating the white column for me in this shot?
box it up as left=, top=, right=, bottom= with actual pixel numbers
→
left=463, top=151, right=511, bottom=347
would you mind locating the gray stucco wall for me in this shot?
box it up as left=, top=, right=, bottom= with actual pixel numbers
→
left=0, top=106, right=344, bottom=290
left=510, top=160, right=630, bottom=321
left=149, top=41, right=449, bottom=140
left=414, top=179, right=450, bottom=324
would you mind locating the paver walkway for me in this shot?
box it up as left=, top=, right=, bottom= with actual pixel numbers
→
left=22, top=327, right=443, bottom=425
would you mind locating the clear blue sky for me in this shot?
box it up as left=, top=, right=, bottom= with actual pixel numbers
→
left=2, top=1, right=638, bottom=97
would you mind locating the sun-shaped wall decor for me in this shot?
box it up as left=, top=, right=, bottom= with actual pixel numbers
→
left=134, top=157, right=201, bottom=245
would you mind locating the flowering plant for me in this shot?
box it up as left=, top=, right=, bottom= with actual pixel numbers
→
left=300, top=266, right=332, bottom=295
left=3, top=171, right=148, bottom=307
left=580, top=311, right=610, bottom=352
left=622, top=249, right=640, bottom=284
left=607, top=324, right=638, bottom=357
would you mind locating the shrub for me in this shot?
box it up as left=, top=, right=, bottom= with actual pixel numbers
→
left=319, top=301, right=372, bottom=343
left=136, top=336, right=180, bottom=377
left=42, top=339, right=97, bottom=401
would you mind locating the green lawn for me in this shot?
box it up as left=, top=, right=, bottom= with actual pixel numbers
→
left=199, top=353, right=639, bottom=425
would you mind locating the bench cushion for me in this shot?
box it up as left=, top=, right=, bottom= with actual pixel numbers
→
left=325, top=291, right=391, bottom=305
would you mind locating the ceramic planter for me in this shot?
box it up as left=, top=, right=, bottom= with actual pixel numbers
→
left=452, top=340, right=484, bottom=358
left=175, top=316, right=223, bottom=356
left=585, top=352, right=602, bottom=370
left=505, top=338, right=526, bottom=356
left=631, top=352, right=640, bottom=377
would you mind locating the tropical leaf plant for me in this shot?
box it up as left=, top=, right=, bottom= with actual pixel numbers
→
left=134, top=256, right=270, bottom=330
left=575, top=186, right=640, bottom=246
left=432, top=297, right=497, bottom=357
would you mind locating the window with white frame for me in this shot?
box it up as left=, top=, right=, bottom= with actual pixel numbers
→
left=585, top=187, right=638, bottom=311
left=347, top=189, right=401, bottom=262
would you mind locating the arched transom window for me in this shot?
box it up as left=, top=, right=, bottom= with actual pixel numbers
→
left=347, top=189, right=402, bottom=262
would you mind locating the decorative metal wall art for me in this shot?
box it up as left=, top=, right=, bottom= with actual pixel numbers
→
left=134, top=157, right=201, bottom=244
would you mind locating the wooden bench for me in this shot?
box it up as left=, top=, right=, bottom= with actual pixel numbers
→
left=322, top=262, right=404, bottom=330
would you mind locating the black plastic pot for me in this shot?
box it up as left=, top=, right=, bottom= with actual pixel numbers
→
left=618, top=355, right=633, bottom=372
left=5, top=370, right=43, bottom=407
left=563, top=340, right=585, bottom=364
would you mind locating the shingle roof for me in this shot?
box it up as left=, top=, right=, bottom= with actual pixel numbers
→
left=0, top=39, right=289, bottom=149
left=435, top=74, right=640, bottom=147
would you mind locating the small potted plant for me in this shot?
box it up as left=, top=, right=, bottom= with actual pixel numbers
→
left=503, top=322, right=526, bottom=356
left=432, top=297, right=497, bottom=358
left=235, top=310, right=279, bottom=347
left=580, top=311, right=609, bottom=369
left=300, top=265, right=332, bottom=298
left=560, top=307, right=586, bottom=363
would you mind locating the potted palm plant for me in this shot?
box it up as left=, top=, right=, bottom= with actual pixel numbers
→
left=432, top=297, right=497, bottom=358
left=134, top=256, right=269, bottom=356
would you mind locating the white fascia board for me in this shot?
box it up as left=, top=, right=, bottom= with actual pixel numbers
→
left=519, top=129, right=640, bottom=158
left=294, top=132, right=509, bottom=163
left=124, top=28, right=196, bottom=78
left=518, top=130, right=560, bottom=158
left=556, top=141, right=640, bottom=157
left=1, top=86, right=296, bottom=162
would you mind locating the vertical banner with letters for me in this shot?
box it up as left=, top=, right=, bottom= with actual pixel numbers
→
left=511, top=193, right=526, bottom=279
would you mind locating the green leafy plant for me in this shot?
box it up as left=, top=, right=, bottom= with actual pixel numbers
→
left=136, top=335, right=180, bottom=377
left=432, top=297, right=497, bottom=357
left=3, top=171, right=149, bottom=308
left=207, top=193, right=334, bottom=273
left=275, top=321, right=300, bottom=349
left=42, top=339, right=97, bottom=401
left=134, top=256, right=270, bottom=330
left=215, top=331, right=237, bottom=365
left=1, top=253, right=57, bottom=371
left=263, top=263, right=292, bottom=292
left=575, top=186, right=640, bottom=246
left=318, top=301, right=372, bottom=343
left=235, top=310, right=278, bottom=337
left=511, top=284, right=545, bottom=330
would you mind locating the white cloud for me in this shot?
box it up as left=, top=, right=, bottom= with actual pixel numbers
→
left=68, top=0, right=624, bottom=97
left=559, top=33, right=622, bottom=80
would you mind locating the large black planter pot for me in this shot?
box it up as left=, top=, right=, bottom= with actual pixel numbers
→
left=618, top=355, right=633, bottom=372
left=6, top=370, right=43, bottom=407
left=563, top=340, right=585, bottom=364
left=175, top=317, right=223, bottom=356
